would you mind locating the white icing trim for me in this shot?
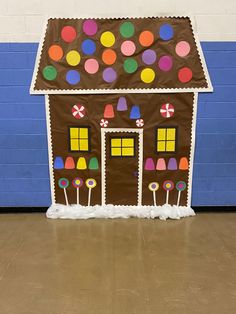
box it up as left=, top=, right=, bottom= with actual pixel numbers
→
left=187, top=93, right=198, bottom=207
left=45, top=95, right=56, bottom=204
left=30, top=15, right=213, bottom=94
left=101, top=128, right=143, bottom=206
left=46, top=203, right=195, bottom=220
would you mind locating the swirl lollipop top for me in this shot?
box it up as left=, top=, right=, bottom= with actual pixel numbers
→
left=148, top=182, right=159, bottom=192
left=176, top=181, right=187, bottom=191
left=58, top=178, right=69, bottom=189
left=86, top=178, right=97, bottom=189
left=72, top=177, right=84, bottom=188
left=163, top=180, right=174, bottom=191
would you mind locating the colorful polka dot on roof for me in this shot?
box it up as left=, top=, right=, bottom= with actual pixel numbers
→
left=43, top=66, right=57, bottom=80
left=123, top=58, right=138, bottom=74
left=81, top=39, right=96, bottom=55
left=139, top=31, right=154, bottom=47
left=120, top=21, right=135, bottom=38
left=66, top=50, right=81, bottom=66
left=84, top=58, right=99, bottom=74
left=102, top=49, right=117, bottom=65
left=142, top=49, right=156, bottom=65
left=61, top=26, right=77, bottom=43
left=103, top=67, right=117, bottom=83
left=141, top=68, right=155, bottom=83
left=121, top=40, right=136, bottom=56
left=159, top=24, right=174, bottom=41
left=100, top=31, right=115, bottom=47
left=82, top=19, right=98, bottom=36
left=178, top=67, right=193, bottom=83
left=66, top=70, right=80, bottom=85
left=48, top=45, right=63, bottom=61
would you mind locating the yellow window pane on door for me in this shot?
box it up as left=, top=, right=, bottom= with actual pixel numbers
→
left=79, top=128, right=88, bottom=139
left=122, top=147, right=134, bottom=156
left=70, top=128, right=79, bottom=138
left=111, top=138, right=121, bottom=147
left=122, top=138, right=134, bottom=147
left=167, top=128, right=176, bottom=140
left=111, top=147, right=122, bottom=156
left=80, top=139, right=89, bottom=151
left=157, top=141, right=166, bottom=152
left=157, top=128, right=166, bottom=141
left=166, top=141, right=175, bottom=152
left=70, top=139, right=79, bottom=150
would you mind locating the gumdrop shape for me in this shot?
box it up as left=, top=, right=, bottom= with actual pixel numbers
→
left=179, top=157, right=189, bottom=170
left=130, top=105, right=141, bottom=119
left=104, top=104, right=115, bottom=118
left=117, top=97, right=128, bottom=111
left=144, top=158, right=155, bottom=170
left=76, top=157, right=87, bottom=170
left=54, top=156, right=64, bottom=169
left=89, top=157, right=99, bottom=170
left=65, top=157, right=75, bottom=169
left=168, top=158, right=178, bottom=170
left=156, top=158, right=166, bottom=170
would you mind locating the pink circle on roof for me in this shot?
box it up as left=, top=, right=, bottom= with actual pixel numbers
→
left=142, top=49, right=156, bottom=65
left=121, top=40, right=136, bottom=56
left=61, top=26, right=77, bottom=43
left=84, top=58, right=99, bottom=74
left=158, top=55, right=173, bottom=72
left=82, top=19, right=98, bottom=36
left=103, top=67, right=117, bottom=83
left=175, top=41, right=191, bottom=57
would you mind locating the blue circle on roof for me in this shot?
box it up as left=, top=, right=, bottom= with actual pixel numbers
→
left=81, top=39, right=96, bottom=55
left=159, top=24, right=174, bottom=40
left=66, top=70, right=80, bottom=85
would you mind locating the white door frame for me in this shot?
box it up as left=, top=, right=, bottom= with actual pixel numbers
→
left=101, top=128, right=143, bottom=206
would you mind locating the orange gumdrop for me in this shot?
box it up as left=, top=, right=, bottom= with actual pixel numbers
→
left=48, top=45, right=63, bottom=61
left=179, top=157, right=189, bottom=170
left=102, top=49, right=117, bottom=65
left=139, top=31, right=154, bottom=47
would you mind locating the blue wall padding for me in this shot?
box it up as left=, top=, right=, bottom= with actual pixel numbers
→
left=0, top=42, right=236, bottom=207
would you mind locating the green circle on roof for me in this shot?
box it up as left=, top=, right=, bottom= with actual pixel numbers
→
left=120, top=21, right=135, bottom=38
left=124, top=58, right=138, bottom=74
left=43, top=65, right=57, bottom=80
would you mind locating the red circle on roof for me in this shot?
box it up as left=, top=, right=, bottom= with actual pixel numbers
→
left=178, top=67, right=193, bottom=83
left=61, top=26, right=77, bottom=43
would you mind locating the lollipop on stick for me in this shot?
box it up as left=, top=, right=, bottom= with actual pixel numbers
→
left=176, top=181, right=187, bottom=206
left=148, top=182, right=159, bottom=206
left=58, top=178, right=69, bottom=205
left=85, top=178, right=97, bottom=206
left=163, top=180, right=174, bottom=205
left=72, top=177, right=84, bottom=205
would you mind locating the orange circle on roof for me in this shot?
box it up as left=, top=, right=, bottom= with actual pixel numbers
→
left=48, top=45, right=63, bottom=61
left=178, top=67, right=193, bottom=83
left=102, top=49, right=117, bottom=65
left=139, top=31, right=154, bottom=47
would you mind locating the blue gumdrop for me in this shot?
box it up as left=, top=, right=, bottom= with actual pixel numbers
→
left=54, top=156, right=64, bottom=169
left=130, top=105, right=141, bottom=119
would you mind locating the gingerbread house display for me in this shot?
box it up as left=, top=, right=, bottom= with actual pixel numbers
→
left=30, top=16, right=212, bottom=219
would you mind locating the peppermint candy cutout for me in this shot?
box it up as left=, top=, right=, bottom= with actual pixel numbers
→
left=72, top=104, right=86, bottom=119
left=136, top=119, right=144, bottom=127
left=100, top=119, right=108, bottom=128
left=160, top=103, right=175, bottom=118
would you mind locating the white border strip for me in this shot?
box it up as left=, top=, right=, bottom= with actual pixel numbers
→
left=45, top=95, right=56, bottom=204
left=101, top=128, right=143, bottom=206
left=187, top=92, right=198, bottom=207
left=30, top=15, right=213, bottom=94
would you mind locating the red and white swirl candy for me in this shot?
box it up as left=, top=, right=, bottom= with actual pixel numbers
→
left=160, top=103, right=174, bottom=118
left=136, top=119, right=144, bottom=127
left=72, top=104, right=86, bottom=119
left=100, top=119, right=108, bottom=128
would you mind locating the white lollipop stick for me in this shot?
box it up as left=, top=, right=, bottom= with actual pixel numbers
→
left=177, top=190, right=181, bottom=207
left=88, top=188, right=91, bottom=206
left=153, top=191, right=156, bottom=206
left=64, top=188, right=69, bottom=206
left=166, top=190, right=169, bottom=205
left=77, top=188, right=79, bottom=205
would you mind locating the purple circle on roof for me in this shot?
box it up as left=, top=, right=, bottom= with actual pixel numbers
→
left=142, top=49, right=157, bottom=65
left=102, top=67, right=117, bottom=83
left=158, top=55, right=173, bottom=72
left=82, top=19, right=98, bottom=36
left=66, top=70, right=80, bottom=85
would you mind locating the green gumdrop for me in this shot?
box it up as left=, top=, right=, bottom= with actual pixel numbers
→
left=120, top=21, right=135, bottom=38
left=43, top=65, right=57, bottom=81
left=89, top=157, right=99, bottom=170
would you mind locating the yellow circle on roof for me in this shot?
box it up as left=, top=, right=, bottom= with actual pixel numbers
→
left=66, top=50, right=81, bottom=66
left=141, top=68, right=155, bottom=83
left=100, top=31, right=115, bottom=47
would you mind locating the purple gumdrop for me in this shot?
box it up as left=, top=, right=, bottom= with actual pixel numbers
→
left=117, top=96, right=128, bottom=111
left=167, top=158, right=178, bottom=170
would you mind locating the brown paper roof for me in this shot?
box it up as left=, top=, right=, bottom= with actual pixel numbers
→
left=31, top=16, right=212, bottom=94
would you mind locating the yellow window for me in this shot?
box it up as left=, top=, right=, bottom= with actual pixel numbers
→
left=156, top=127, right=177, bottom=153
left=69, top=127, right=90, bottom=152
left=110, top=137, right=135, bottom=157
